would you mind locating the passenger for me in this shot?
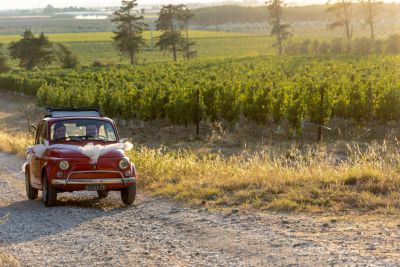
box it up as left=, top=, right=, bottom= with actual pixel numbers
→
left=53, top=122, right=67, bottom=140
left=86, top=122, right=99, bottom=138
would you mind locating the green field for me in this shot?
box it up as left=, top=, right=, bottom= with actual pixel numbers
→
left=67, top=36, right=275, bottom=65
left=0, top=31, right=326, bottom=66
left=0, top=31, right=258, bottom=43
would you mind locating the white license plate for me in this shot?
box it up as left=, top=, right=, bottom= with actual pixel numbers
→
left=85, top=185, right=106, bottom=191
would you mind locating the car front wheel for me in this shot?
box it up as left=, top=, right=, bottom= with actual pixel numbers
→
left=25, top=170, right=38, bottom=200
left=121, top=182, right=136, bottom=205
left=42, top=174, right=57, bottom=207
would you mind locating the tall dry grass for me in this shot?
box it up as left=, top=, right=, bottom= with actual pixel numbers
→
left=0, top=130, right=31, bottom=158
left=129, top=141, right=400, bottom=212
left=1, top=129, right=400, bottom=212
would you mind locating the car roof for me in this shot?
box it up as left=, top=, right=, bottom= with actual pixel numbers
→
left=43, top=116, right=115, bottom=124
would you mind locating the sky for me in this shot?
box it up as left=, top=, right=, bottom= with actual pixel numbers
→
left=0, top=0, right=400, bottom=10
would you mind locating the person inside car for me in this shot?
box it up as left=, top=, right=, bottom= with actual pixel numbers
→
left=86, top=122, right=99, bottom=138
left=53, top=122, right=67, bottom=141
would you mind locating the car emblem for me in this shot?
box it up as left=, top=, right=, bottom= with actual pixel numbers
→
left=93, top=164, right=97, bottom=170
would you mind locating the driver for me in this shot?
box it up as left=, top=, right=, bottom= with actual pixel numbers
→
left=53, top=122, right=67, bottom=140
left=86, top=121, right=99, bottom=138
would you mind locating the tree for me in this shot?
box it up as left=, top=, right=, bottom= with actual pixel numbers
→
left=8, top=29, right=53, bottom=70
left=326, top=0, right=353, bottom=52
left=54, top=43, right=79, bottom=69
left=179, top=6, right=197, bottom=60
left=362, top=0, right=382, bottom=40
left=0, top=43, right=10, bottom=73
left=156, top=5, right=185, bottom=61
left=112, top=0, right=146, bottom=65
left=266, top=0, right=291, bottom=55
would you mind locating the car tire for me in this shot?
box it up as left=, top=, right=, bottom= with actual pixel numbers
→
left=121, top=182, right=136, bottom=205
left=42, top=173, right=57, bottom=207
left=25, top=170, right=38, bottom=200
left=97, top=190, right=109, bottom=198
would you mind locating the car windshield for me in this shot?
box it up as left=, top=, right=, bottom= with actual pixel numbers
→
left=51, top=119, right=117, bottom=142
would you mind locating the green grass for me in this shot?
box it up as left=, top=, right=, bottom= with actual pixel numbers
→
left=67, top=36, right=276, bottom=65
left=0, top=31, right=259, bottom=43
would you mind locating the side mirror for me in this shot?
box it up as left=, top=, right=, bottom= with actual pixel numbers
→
left=120, top=138, right=128, bottom=143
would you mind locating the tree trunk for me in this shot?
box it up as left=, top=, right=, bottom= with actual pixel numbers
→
left=171, top=21, right=177, bottom=62
left=172, top=44, right=177, bottom=61
left=127, top=9, right=134, bottom=65
left=368, top=0, right=375, bottom=40
left=186, top=25, right=190, bottom=60
left=130, top=50, right=134, bottom=65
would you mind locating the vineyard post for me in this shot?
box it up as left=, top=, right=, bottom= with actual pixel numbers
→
left=195, top=88, right=200, bottom=136
left=367, top=82, right=373, bottom=119
left=318, top=84, right=325, bottom=142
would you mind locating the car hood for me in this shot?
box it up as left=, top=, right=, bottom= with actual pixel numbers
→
left=45, top=144, right=125, bottom=159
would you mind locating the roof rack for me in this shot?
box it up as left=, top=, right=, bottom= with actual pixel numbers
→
left=45, top=107, right=102, bottom=118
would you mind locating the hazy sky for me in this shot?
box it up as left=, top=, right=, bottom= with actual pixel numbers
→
left=1, top=0, right=400, bottom=10
left=2, top=0, right=213, bottom=10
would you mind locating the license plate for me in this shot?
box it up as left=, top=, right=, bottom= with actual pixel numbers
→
left=85, top=185, right=106, bottom=191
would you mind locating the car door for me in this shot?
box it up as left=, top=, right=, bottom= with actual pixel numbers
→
left=31, top=121, right=47, bottom=187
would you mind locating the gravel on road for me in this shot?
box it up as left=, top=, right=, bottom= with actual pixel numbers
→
left=1, top=152, right=400, bottom=266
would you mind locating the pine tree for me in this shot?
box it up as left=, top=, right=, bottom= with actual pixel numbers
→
left=8, top=29, right=53, bottom=70
left=179, top=6, right=197, bottom=60
left=156, top=5, right=185, bottom=61
left=112, top=0, right=146, bottom=65
left=266, top=0, right=291, bottom=55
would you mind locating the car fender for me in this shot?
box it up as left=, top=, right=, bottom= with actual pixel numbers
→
left=41, top=162, right=53, bottom=185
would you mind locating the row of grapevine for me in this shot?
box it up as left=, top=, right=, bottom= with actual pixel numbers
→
left=3, top=55, right=400, bottom=137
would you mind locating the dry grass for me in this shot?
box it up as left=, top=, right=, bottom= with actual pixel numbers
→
left=2, top=129, right=400, bottom=213
left=128, top=141, right=400, bottom=213
left=0, top=130, right=31, bottom=157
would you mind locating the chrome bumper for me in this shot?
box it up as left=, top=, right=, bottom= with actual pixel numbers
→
left=52, top=177, right=135, bottom=185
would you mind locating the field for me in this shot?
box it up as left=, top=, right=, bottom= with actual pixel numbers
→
left=0, top=31, right=326, bottom=65
left=0, top=31, right=256, bottom=43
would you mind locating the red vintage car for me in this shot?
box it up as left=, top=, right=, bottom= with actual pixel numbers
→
left=24, top=108, right=136, bottom=207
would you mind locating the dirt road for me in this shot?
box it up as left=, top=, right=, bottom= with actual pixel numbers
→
left=1, top=153, right=400, bottom=266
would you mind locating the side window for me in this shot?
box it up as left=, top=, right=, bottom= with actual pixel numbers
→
left=36, top=122, right=47, bottom=145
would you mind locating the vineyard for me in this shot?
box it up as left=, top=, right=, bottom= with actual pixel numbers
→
left=1, top=55, right=400, bottom=138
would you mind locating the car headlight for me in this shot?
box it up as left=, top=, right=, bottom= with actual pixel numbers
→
left=119, top=158, right=129, bottom=170
left=59, top=160, right=69, bottom=170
